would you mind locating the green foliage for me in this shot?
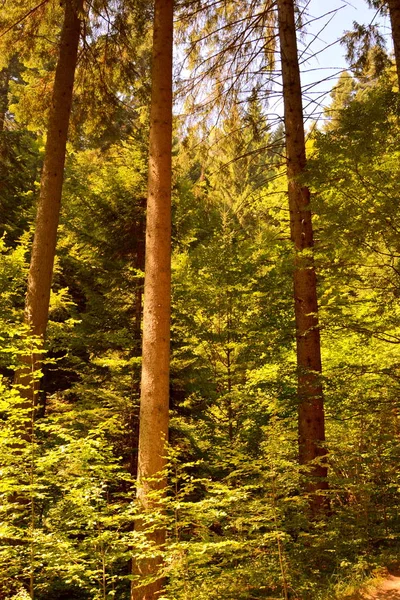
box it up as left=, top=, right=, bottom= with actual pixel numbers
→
left=0, top=388, right=138, bottom=598
left=1, top=8, right=400, bottom=599
left=0, top=129, right=40, bottom=243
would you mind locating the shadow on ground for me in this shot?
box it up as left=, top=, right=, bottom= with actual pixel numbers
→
left=388, top=567, right=400, bottom=578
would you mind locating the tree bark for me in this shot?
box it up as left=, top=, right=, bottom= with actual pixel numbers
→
left=15, top=0, right=83, bottom=408
left=277, top=0, right=328, bottom=513
left=131, top=0, right=173, bottom=598
left=387, top=0, right=400, bottom=85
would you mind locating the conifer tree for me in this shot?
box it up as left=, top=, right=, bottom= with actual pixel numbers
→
left=368, top=0, right=400, bottom=82
left=15, top=0, right=83, bottom=408
left=324, top=71, right=355, bottom=129
left=0, top=65, right=10, bottom=132
left=387, top=0, right=400, bottom=80
left=131, top=0, right=173, bottom=597
left=277, top=0, right=328, bottom=512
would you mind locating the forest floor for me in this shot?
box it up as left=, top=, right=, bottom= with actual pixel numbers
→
left=348, top=573, right=400, bottom=600
left=365, top=576, right=400, bottom=599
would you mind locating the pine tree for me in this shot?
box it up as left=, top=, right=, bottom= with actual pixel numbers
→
left=131, top=0, right=174, bottom=597
left=15, top=0, right=84, bottom=413
left=277, top=0, right=328, bottom=513
left=368, top=0, right=400, bottom=82
left=387, top=0, right=400, bottom=80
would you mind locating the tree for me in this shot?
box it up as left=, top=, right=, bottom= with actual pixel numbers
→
left=59, top=136, right=149, bottom=475
left=177, top=0, right=330, bottom=510
left=0, top=62, right=11, bottom=132
left=387, top=0, right=400, bottom=80
left=307, top=65, right=400, bottom=561
left=368, top=0, right=400, bottom=83
left=324, top=71, right=355, bottom=129
left=15, top=0, right=84, bottom=410
left=277, top=0, right=328, bottom=512
left=131, top=0, right=173, bottom=597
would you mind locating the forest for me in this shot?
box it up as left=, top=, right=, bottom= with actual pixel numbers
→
left=0, top=0, right=399, bottom=599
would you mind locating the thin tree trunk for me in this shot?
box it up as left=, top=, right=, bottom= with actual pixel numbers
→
left=131, top=0, right=173, bottom=598
left=130, top=197, right=146, bottom=479
left=388, top=0, right=400, bottom=84
left=0, top=66, right=10, bottom=132
left=277, top=0, right=328, bottom=513
left=15, top=0, right=83, bottom=409
left=134, top=197, right=146, bottom=347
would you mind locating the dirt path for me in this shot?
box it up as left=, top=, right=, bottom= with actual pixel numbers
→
left=360, top=576, right=400, bottom=599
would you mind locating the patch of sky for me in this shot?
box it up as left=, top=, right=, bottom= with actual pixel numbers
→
left=297, top=0, right=392, bottom=124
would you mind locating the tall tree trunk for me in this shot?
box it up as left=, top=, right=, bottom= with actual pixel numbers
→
left=15, top=0, right=83, bottom=408
left=387, top=0, right=400, bottom=84
left=131, top=0, right=173, bottom=598
left=277, top=0, right=328, bottom=513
